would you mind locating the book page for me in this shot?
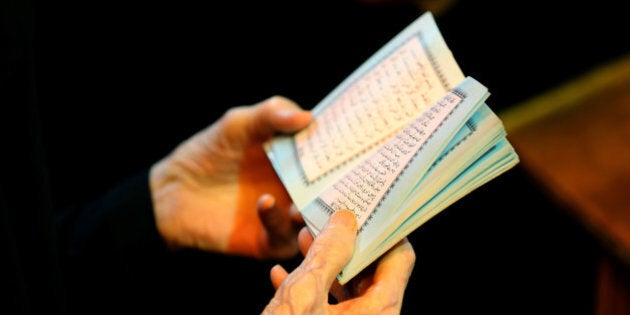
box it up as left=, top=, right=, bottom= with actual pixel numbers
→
left=301, top=77, right=487, bottom=234
left=301, top=77, right=489, bottom=283
left=264, top=12, right=465, bottom=210
left=338, top=104, right=513, bottom=282
left=295, top=37, right=447, bottom=182
left=349, top=138, right=519, bottom=284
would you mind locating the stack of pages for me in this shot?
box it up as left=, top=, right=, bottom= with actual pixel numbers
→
left=264, top=12, right=519, bottom=284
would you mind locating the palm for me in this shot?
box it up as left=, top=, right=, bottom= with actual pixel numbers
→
left=150, top=98, right=311, bottom=260
left=182, top=133, right=295, bottom=258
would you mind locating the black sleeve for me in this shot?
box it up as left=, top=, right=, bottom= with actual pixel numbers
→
left=53, top=169, right=169, bottom=314
left=54, top=168, right=167, bottom=259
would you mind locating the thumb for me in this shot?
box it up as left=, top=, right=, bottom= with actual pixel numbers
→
left=300, top=210, right=358, bottom=289
left=246, top=96, right=312, bottom=139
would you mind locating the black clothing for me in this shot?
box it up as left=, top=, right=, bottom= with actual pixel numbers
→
left=1, top=1, right=164, bottom=314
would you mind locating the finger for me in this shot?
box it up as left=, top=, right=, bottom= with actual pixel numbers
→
left=257, top=194, right=291, bottom=237
left=245, top=96, right=313, bottom=140
left=257, top=194, right=299, bottom=257
left=329, top=238, right=415, bottom=312
left=367, top=238, right=415, bottom=297
left=270, top=264, right=289, bottom=290
left=297, top=227, right=314, bottom=256
left=299, top=210, right=358, bottom=289
left=264, top=96, right=313, bottom=133
left=289, top=204, right=304, bottom=225
left=331, top=240, right=415, bottom=302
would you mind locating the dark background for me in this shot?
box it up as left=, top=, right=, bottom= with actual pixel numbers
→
left=32, top=0, right=628, bottom=313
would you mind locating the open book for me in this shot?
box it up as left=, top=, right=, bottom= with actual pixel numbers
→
left=264, top=12, right=519, bottom=284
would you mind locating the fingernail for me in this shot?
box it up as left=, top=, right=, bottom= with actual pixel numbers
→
left=335, top=209, right=358, bottom=230
left=258, top=194, right=275, bottom=210
left=275, top=108, right=301, bottom=120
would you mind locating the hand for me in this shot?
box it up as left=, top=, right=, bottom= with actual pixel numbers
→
left=263, top=210, right=416, bottom=314
left=149, top=96, right=312, bottom=259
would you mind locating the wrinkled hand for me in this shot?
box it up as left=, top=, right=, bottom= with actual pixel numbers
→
left=263, top=210, right=416, bottom=314
left=149, top=96, right=312, bottom=259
